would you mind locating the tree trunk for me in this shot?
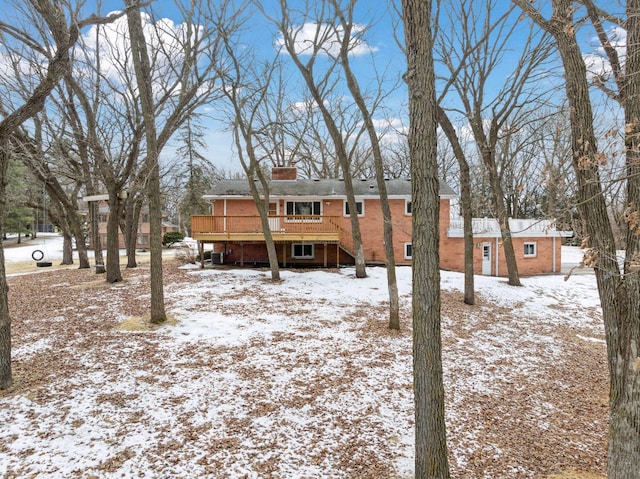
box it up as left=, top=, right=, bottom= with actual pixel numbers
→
left=71, top=216, right=90, bottom=269
left=0, top=2, right=84, bottom=389
left=336, top=19, right=398, bottom=327
left=62, top=230, right=73, bottom=265
left=89, top=200, right=105, bottom=274
left=555, top=15, right=638, bottom=479
left=0, top=147, right=11, bottom=390
left=461, top=162, right=475, bottom=304
left=105, top=190, right=123, bottom=283
left=343, top=175, right=367, bottom=278
left=277, top=21, right=367, bottom=279
left=258, top=203, right=281, bottom=281
left=437, top=106, right=475, bottom=304
left=232, top=123, right=281, bottom=281
left=482, top=146, right=521, bottom=286
left=121, top=198, right=142, bottom=269
left=521, top=1, right=640, bottom=476
left=402, top=0, right=451, bottom=476
left=608, top=1, right=640, bottom=476
left=125, top=0, right=166, bottom=323
left=147, top=166, right=165, bottom=323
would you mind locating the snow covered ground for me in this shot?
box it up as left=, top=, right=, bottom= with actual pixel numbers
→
left=2, top=233, right=65, bottom=263
left=0, top=238, right=608, bottom=478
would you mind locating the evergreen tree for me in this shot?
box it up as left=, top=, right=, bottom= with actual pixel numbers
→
left=4, top=159, right=35, bottom=241
left=174, top=119, right=219, bottom=235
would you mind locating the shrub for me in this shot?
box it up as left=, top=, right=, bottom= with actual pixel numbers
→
left=174, top=245, right=198, bottom=264
left=163, top=231, right=185, bottom=246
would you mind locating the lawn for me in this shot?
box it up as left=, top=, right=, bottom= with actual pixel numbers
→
left=1, top=257, right=607, bottom=478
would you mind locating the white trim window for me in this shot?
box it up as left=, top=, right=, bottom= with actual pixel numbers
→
left=292, top=243, right=314, bottom=259
left=524, top=242, right=537, bottom=257
left=286, top=200, right=321, bottom=216
left=405, top=200, right=412, bottom=215
left=344, top=200, right=364, bottom=217
left=285, top=200, right=322, bottom=222
left=404, top=243, right=413, bottom=259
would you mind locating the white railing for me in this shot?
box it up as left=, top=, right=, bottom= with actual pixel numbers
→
left=447, top=217, right=559, bottom=236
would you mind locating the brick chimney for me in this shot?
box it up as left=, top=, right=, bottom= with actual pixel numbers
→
left=272, top=166, right=297, bottom=180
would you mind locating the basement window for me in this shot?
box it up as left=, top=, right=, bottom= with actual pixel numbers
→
left=292, top=243, right=314, bottom=259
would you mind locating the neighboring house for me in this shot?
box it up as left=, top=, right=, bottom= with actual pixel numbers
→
left=191, top=167, right=570, bottom=276
left=85, top=197, right=179, bottom=249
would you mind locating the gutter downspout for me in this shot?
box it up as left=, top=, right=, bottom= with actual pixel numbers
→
left=495, top=237, right=500, bottom=277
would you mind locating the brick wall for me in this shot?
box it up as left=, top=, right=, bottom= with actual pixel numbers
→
left=440, top=236, right=562, bottom=276
left=209, top=196, right=562, bottom=275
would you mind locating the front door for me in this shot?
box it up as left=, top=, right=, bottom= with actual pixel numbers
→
left=482, top=243, right=492, bottom=275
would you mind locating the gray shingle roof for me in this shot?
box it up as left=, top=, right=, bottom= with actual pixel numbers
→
left=205, top=178, right=457, bottom=198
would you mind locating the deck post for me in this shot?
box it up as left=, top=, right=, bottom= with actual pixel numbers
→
left=323, top=243, right=327, bottom=267
left=240, top=243, right=244, bottom=267
left=336, top=243, right=339, bottom=268
left=198, top=241, right=204, bottom=269
left=283, top=243, right=287, bottom=268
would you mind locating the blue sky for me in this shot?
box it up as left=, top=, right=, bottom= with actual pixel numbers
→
left=84, top=0, right=409, bottom=175
left=2, top=1, right=625, bottom=178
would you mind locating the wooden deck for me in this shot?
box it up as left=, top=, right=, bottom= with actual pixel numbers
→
left=191, top=215, right=343, bottom=243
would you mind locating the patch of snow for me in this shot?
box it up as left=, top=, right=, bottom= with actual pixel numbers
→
left=0, top=250, right=608, bottom=478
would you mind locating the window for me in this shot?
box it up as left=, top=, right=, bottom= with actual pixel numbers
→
left=404, top=243, right=413, bottom=259
left=98, top=214, right=108, bottom=223
left=524, top=242, right=537, bottom=257
left=405, top=200, right=412, bottom=215
left=285, top=201, right=321, bottom=216
left=344, top=200, right=364, bottom=216
left=292, top=243, right=314, bottom=259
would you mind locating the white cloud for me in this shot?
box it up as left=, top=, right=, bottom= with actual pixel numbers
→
left=370, top=117, right=407, bottom=146
left=77, top=11, right=203, bottom=100
left=583, top=26, right=627, bottom=81
left=276, top=22, right=377, bottom=57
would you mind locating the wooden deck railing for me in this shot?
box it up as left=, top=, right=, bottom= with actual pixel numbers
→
left=191, top=215, right=343, bottom=237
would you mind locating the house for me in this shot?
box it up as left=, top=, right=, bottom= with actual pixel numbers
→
left=191, top=167, right=570, bottom=276
left=84, top=197, right=179, bottom=249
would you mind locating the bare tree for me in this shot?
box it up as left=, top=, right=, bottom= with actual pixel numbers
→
left=402, top=0, right=451, bottom=476
left=436, top=106, right=475, bottom=304
left=328, top=0, right=401, bottom=328
left=265, top=0, right=368, bottom=278
left=0, top=0, right=122, bottom=390
left=534, top=111, right=577, bottom=233
left=288, top=96, right=343, bottom=179
left=514, top=1, right=640, bottom=477
left=65, top=14, right=144, bottom=282
left=12, top=119, right=92, bottom=269
left=124, top=0, right=166, bottom=322
left=436, top=0, right=554, bottom=286
left=0, top=27, right=91, bottom=267
left=216, top=15, right=283, bottom=281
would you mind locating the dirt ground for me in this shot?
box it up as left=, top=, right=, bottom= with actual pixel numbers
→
left=1, top=259, right=608, bottom=478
